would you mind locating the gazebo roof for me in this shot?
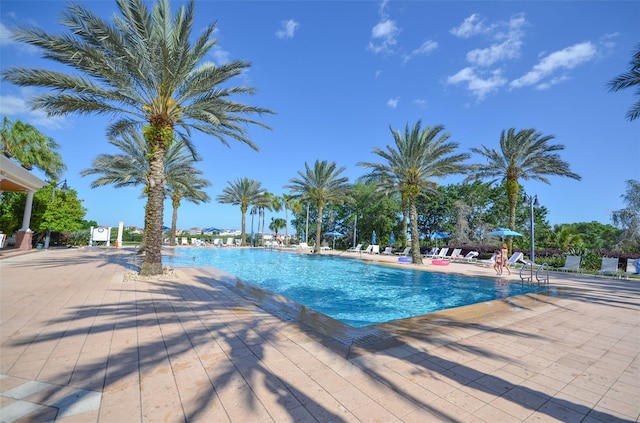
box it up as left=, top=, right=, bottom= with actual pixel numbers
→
left=0, top=155, right=48, bottom=192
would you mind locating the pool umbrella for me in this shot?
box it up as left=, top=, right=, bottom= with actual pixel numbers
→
left=371, top=230, right=377, bottom=245
left=430, top=231, right=449, bottom=247
left=486, top=228, right=523, bottom=238
left=324, top=231, right=343, bottom=249
left=389, top=232, right=395, bottom=247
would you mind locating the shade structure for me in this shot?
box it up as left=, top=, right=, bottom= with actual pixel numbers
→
left=324, top=231, right=343, bottom=249
left=372, top=231, right=377, bottom=245
left=389, top=232, right=395, bottom=247
left=486, top=228, right=523, bottom=237
left=204, top=227, right=221, bottom=233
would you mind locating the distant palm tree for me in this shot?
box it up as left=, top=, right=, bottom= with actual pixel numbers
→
left=359, top=121, right=469, bottom=265
left=283, top=194, right=303, bottom=245
left=468, top=128, right=581, bottom=249
left=608, top=43, right=640, bottom=121
left=216, top=178, right=266, bottom=246
left=1, top=117, right=65, bottom=180
left=2, top=0, right=273, bottom=275
left=285, top=160, right=352, bottom=253
left=80, top=131, right=210, bottom=247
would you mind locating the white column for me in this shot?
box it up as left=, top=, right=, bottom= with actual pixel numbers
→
left=116, top=221, right=124, bottom=247
left=20, top=191, right=35, bottom=231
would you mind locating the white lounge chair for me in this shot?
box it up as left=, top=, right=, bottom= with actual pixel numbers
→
left=455, top=251, right=479, bottom=262
left=382, top=246, right=393, bottom=255
left=395, top=247, right=411, bottom=256
left=427, top=247, right=449, bottom=259
left=362, top=245, right=373, bottom=254
left=422, top=247, right=438, bottom=257
left=558, top=255, right=581, bottom=273
left=371, top=245, right=380, bottom=254
left=297, top=242, right=312, bottom=252
left=347, top=244, right=362, bottom=253
left=506, top=252, right=525, bottom=267
left=479, top=253, right=497, bottom=267
left=225, top=237, right=235, bottom=247
left=597, top=257, right=619, bottom=277
left=625, top=258, right=639, bottom=277
left=181, top=237, right=188, bottom=245
left=446, top=248, right=462, bottom=260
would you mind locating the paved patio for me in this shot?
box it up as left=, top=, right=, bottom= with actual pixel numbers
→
left=0, top=247, right=638, bottom=422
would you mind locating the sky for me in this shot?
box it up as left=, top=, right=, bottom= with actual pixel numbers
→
left=1, top=0, right=638, bottom=233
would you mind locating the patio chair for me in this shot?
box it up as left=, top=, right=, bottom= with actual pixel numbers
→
left=362, top=245, right=373, bottom=254
left=557, top=255, right=581, bottom=273
left=181, top=237, right=188, bottom=245
left=426, top=247, right=449, bottom=259
left=624, top=258, right=639, bottom=277
left=446, top=248, right=462, bottom=260
left=347, top=244, right=362, bottom=253
left=395, top=247, right=411, bottom=256
left=455, top=251, right=479, bottom=262
left=597, top=257, right=620, bottom=277
left=422, top=247, right=438, bottom=257
left=506, top=252, right=525, bottom=267
left=382, top=246, right=393, bottom=255
left=478, top=253, right=497, bottom=267
left=371, top=245, right=380, bottom=254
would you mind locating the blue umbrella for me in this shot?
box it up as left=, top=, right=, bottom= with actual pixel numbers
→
left=486, top=228, right=523, bottom=237
left=324, top=231, right=343, bottom=249
left=372, top=230, right=377, bottom=245
left=430, top=231, right=449, bottom=247
left=389, top=232, right=395, bottom=247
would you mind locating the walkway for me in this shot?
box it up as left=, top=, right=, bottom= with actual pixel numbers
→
left=0, top=247, right=638, bottom=422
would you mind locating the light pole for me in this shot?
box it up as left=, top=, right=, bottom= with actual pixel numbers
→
left=353, top=213, right=358, bottom=249
left=523, top=193, right=539, bottom=273
left=250, top=207, right=257, bottom=247
left=305, top=202, right=309, bottom=243
left=44, top=179, right=68, bottom=249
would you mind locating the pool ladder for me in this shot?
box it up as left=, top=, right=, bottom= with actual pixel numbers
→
left=519, top=261, right=550, bottom=286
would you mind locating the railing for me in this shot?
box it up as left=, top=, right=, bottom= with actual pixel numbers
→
left=520, top=261, right=550, bottom=286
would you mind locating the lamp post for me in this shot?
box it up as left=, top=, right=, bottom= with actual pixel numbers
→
left=250, top=207, right=257, bottom=247
left=44, top=179, right=68, bottom=249
left=353, top=213, right=358, bottom=249
left=523, top=193, right=539, bottom=267
left=305, top=202, right=309, bottom=243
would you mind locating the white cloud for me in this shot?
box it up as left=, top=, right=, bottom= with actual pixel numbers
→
left=447, top=67, right=507, bottom=100
left=0, top=22, right=16, bottom=47
left=387, top=97, right=399, bottom=108
left=276, top=19, right=300, bottom=40
left=413, top=98, right=427, bottom=108
left=510, top=41, right=597, bottom=89
left=0, top=94, right=67, bottom=130
left=403, top=40, right=438, bottom=63
left=450, top=14, right=489, bottom=38
left=210, top=46, right=231, bottom=65
left=368, top=19, right=400, bottom=54
left=465, top=15, right=527, bottom=66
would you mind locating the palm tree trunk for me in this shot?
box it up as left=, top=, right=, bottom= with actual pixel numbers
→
left=140, top=146, right=166, bottom=276
left=240, top=210, right=247, bottom=246
left=314, top=203, right=324, bottom=254
left=506, top=178, right=519, bottom=254
left=170, top=200, right=179, bottom=246
left=410, top=201, right=423, bottom=265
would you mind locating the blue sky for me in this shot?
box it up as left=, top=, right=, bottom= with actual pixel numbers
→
left=1, top=1, right=638, bottom=232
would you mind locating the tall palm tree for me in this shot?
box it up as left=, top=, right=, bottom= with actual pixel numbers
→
left=2, top=0, right=273, bottom=275
left=608, top=43, right=640, bottom=121
left=80, top=130, right=210, bottom=247
left=359, top=121, right=469, bottom=265
left=283, top=194, right=303, bottom=246
left=216, top=178, right=266, bottom=246
left=285, top=160, right=352, bottom=253
left=468, top=128, right=581, bottom=250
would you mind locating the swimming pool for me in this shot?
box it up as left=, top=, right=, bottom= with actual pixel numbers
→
left=165, top=248, right=543, bottom=328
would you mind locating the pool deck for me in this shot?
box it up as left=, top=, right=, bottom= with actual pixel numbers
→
left=1, top=246, right=638, bottom=422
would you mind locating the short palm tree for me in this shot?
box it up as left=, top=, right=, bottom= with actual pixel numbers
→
left=468, top=128, right=581, bottom=249
left=2, top=0, right=273, bottom=275
left=359, top=121, right=469, bottom=265
left=80, top=130, right=210, bottom=247
left=608, top=43, right=640, bottom=121
left=216, top=178, right=266, bottom=246
left=285, top=160, right=352, bottom=253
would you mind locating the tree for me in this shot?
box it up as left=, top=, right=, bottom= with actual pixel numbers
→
left=611, top=179, right=640, bottom=251
left=282, top=194, right=303, bottom=246
left=269, top=218, right=286, bottom=238
left=285, top=160, right=352, bottom=253
left=80, top=131, right=211, bottom=247
left=216, top=178, right=266, bottom=246
left=607, top=43, right=640, bottom=121
left=2, top=0, right=273, bottom=275
left=468, top=128, right=581, bottom=252
left=1, top=117, right=65, bottom=180
left=359, top=121, right=469, bottom=264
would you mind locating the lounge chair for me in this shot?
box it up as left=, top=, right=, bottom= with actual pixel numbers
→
left=382, top=246, right=393, bottom=255
left=454, top=251, right=479, bottom=262
left=479, top=253, right=497, bottom=267
left=426, top=247, right=449, bottom=259
left=371, top=245, right=380, bottom=254
left=362, top=245, right=373, bottom=254
left=506, top=252, right=525, bottom=267
left=446, top=248, right=462, bottom=260
left=320, top=241, right=332, bottom=251
left=347, top=244, right=362, bottom=253
left=625, top=258, right=639, bottom=277
left=297, top=242, right=312, bottom=252
left=225, top=237, right=235, bottom=247
left=557, top=255, right=581, bottom=273
left=212, top=238, right=222, bottom=247
left=181, top=237, right=188, bottom=245
left=422, top=247, right=438, bottom=257
left=395, top=247, right=411, bottom=256
left=597, top=257, right=620, bottom=277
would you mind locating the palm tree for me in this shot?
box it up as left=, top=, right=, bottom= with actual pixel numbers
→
left=285, top=160, right=352, bottom=253
left=216, top=178, right=266, bottom=246
left=1, top=117, right=65, bottom=180
left=80, top=130, right=211, bottom=247
left=269, top=218, right=287, bottom=241
left=283, top=194, right=303, bottom=246
left=2, top=0, right=273, bottom=275
left=359, top=121, right=469, bottom=265
left=608, top=43, right=640, bottom=121
left=468, top=128, right=581, bottom=250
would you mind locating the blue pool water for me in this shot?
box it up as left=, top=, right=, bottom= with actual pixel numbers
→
left=165, top=248, right=543, bottom=327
